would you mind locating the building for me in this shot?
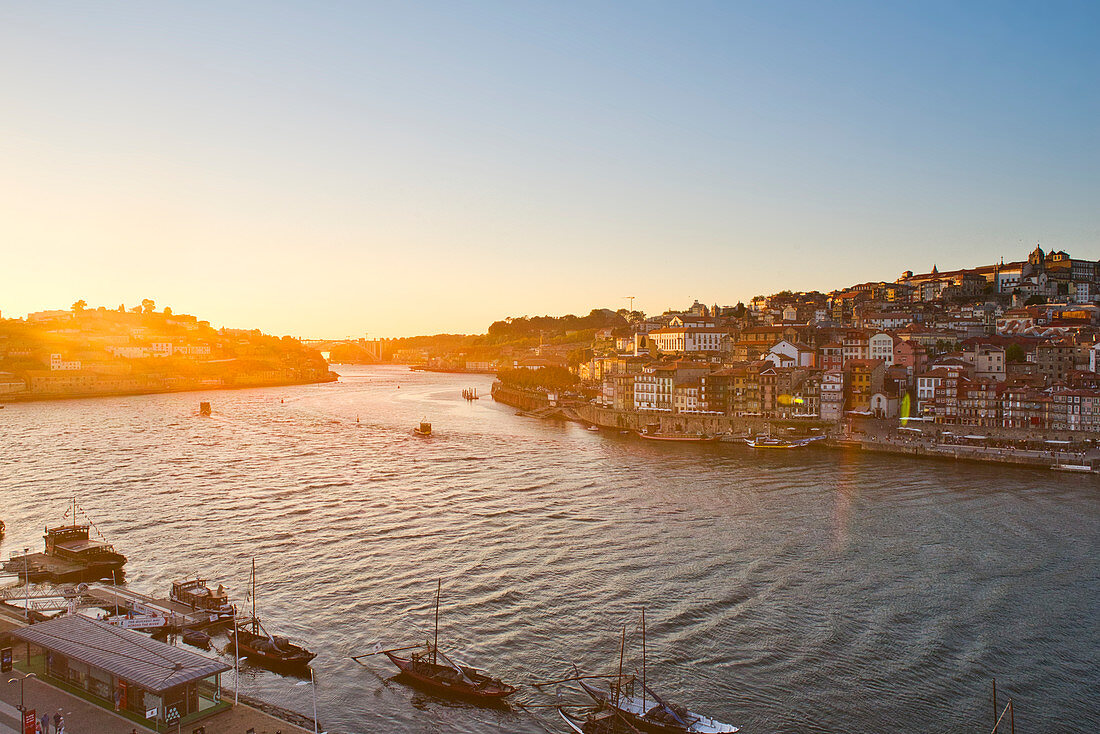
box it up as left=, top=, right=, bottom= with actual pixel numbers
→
left=1036, top=340, right=1078, bottom=383
left=12, top=615, right=231, bottom=731
left=844, top=358, right=885, bottom=412
left=819, top=370, right=845, bottom=422
left=868, top=332, right=895, bottom=366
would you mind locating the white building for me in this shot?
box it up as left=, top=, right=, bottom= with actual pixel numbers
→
left=819, top=370, right=845, bottom=422
left=868, top=333, right=895, bottom=367
left=765, top=340, right=815, bottom=368
left=650, top=327, right=727, bottom=355
left=49, top=354, right=82, bottom=371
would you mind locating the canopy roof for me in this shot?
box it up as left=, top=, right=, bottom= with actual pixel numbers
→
left=13, top=615, right=229, bottom=693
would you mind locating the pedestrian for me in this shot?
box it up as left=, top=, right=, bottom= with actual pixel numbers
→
left=53, top=713, right=62, bottom=734
left=40, top=712, right=49, bottom=734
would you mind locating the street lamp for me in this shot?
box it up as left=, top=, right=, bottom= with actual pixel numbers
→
left=22, top=548, right=29, bottom=620
left=7, top=671, right=37, bottom=712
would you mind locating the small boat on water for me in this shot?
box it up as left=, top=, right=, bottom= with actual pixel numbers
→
left=637, top=431, right=718, bottom=443
left=199, top=401, right=212, bottom=416
left=413, top=420, right=432, bottom=437
left=0, top=519, right=5, bottom=537
left=744, top=435, right=824, bottom=449
left=587, top=425, right=600, bottom=432
left=170, top=578, right=235, bottom=622
left=227, top=559, right=315, bottom=669
left=577, top=612, right=738, bottom=734
left=181, top=629, right=211, bottom=649
left=560, top=707, right=643, bottom=733
left=361, top=580, right=516, bottom=702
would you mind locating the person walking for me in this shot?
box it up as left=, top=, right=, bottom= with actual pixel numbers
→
left=40, top=712, right=49, bottom=734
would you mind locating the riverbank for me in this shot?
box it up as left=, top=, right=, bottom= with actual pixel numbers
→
left=0, top=374, right=338, bottom=405
left=493, top=383, right=1100, bottom=472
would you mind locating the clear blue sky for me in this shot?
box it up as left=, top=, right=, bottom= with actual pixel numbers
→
left=2, top=2, right=1097, bottom=337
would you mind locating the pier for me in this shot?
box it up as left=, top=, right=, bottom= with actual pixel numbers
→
left=0, top=583, right=227, bottom=630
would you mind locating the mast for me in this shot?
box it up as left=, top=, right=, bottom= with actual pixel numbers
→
left=641, top=609, right=647, bottom=714
left=433, top=579, right=441, bottom=666
left=251, top=558, right=257, bottom=634
left=615, top=625, right=626, bottom=708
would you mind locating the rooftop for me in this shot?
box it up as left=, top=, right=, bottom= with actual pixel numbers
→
left=13, top=615, right=230, bottom=693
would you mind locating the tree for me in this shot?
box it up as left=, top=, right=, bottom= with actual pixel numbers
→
left=1024, top=295, right=1046, bottom=306
left=71, top=300, right=87, bottom=312
left=163, top=307, right=172, bottom=316
left=141, top=298, right=156, bottom=314
left=1006, top=344, right=1026, bottom=363
left=129, top=305, right=142, bottom=314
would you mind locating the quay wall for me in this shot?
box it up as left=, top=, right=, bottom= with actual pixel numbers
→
left=493, top=385, right=1099, bottom=472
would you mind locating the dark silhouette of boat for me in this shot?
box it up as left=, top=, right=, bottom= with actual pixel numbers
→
left=227, top=559, right=315, bottom=669
left=359, top=580, right=516, bottom=702
left=413, top=420, right=432, bottom=436
left=560, top=707, right=644, bottom=733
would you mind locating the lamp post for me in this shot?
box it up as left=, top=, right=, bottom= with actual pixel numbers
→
left=295, top=669, right=321, bottom=734
left=22, top=548, right=30, bottom=620
left=7, top=671, right=37, bottom=713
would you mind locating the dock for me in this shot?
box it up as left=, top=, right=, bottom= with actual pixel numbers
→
left=1, top=553, right=89, bottom=583
left=0, top=583, right=229, bottom=631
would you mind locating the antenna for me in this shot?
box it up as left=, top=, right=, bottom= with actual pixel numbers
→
left=624, top=296, right=635, bottom=313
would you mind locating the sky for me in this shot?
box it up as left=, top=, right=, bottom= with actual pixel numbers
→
left=1, top=2, right=1098, bottom=338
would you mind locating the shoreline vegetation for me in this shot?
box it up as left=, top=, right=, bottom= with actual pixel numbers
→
left=0, top=300, right=337, bottom=403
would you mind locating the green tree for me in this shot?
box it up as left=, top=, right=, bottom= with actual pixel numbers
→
left=1024, top=295, right=1046, bottom=306
left=1006, top=344, right=1026, bottom=363
left=71, top=300, right=87, bottom=312
left=141, top=298, right=156, bottom=314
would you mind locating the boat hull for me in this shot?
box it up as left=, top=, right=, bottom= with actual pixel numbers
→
left=637, top=433, right=718, bottom=443
left=228, top=627, right=315, bottom=669
left=578, top=679, right=738, bottom=733
left=384, top=652, right=515, bottom=701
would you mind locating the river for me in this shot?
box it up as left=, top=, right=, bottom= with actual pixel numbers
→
left=1, top=365, right=1097, bottom=733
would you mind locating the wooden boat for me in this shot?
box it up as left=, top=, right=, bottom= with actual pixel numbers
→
left=170, top=578, right=235, bottom=622
left=560, top=707, right=644, bottom=733
left=577, top=612, right=738, bottom=733
left=199, top=401, right=212, bottom=416
left=413, top=420, right=432, bottom=436
left=2, top=499, right=127, bottom=582
left=744, top=435, right=824, bottom=449
left=364, top=581, right=516, bottom=701
left=637, top=431, right=718, bottom=443
left=181, top=629, right=211, bottom=649
left=227, top=559, right=315, bottom=669
left=577, top=678, right=737, bottom=733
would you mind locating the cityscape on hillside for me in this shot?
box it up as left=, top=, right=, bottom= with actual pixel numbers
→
left=393, top=245, right=1100, bottom=436
left=0, top=300, right=335, bottom=400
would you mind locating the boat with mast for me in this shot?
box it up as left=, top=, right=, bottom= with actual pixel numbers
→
left=227, top=559, right=315, bottom=669
left=559, top=707, right=645, bottom=733
left=577, top=611, right=738, bottom=733
left=356, top=580, right=516, bottom=701
left=1, top=498, right=126, bottom=582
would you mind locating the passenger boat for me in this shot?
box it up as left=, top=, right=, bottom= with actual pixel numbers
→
left=363, top=580, right=516, bottom=702
left=637, top=431, right=718, bottom=443
left=170, top=578, right=235, bottom=622
left=227, top=559, right=316, bottom=669
left=413, top=420, right=432, bottom=436
left=2, top=500, right=127, bottom=582
left=744, top=435, right=824, bottom=449
left=577, top=612, right=738, bottom=733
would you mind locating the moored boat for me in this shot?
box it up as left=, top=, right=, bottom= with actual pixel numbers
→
left=1, top=499, right=127, bottom=582
left=577, top=678, right=738, bottom=734
left=637, top=432, right=718, bottom=443
left=359, top=580, right=516, bottom=702
left=170, top=578, right=235, bottom=621
left=228, top=559, right=315, bottom=670
left=560, top=707, right=643, bottom=733
left=576, top=611, right=738, bottom=734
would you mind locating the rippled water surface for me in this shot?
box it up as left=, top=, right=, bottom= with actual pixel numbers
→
left=2, top=365, right=1098, bottom=733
